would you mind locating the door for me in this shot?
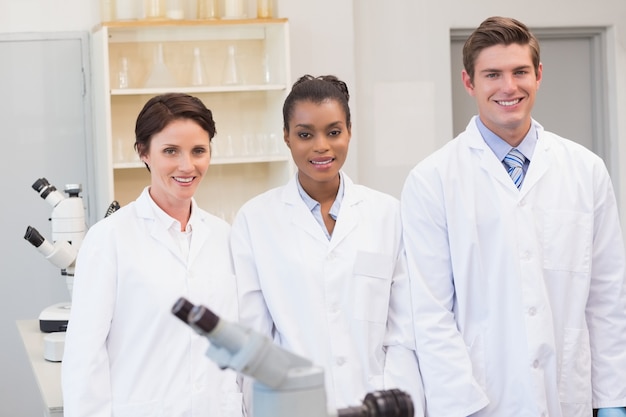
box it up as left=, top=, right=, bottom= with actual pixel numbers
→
left=0, top=32, right=93, bottom=417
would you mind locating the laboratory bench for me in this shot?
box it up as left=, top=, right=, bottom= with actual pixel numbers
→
left=16, top=319, right=63, bottom=417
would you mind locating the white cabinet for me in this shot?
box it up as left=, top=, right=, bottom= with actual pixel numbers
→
left=91, top=19, right=292, bottom=221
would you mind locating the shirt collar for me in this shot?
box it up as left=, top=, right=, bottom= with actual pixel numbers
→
left=145, top=187, right=195, bottom=232
left=476, top=117, right=538, bottom=161
left=296, top=172, right=345, bottom=220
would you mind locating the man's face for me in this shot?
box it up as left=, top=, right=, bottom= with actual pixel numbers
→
left=462, top=43, right=542, bottom=146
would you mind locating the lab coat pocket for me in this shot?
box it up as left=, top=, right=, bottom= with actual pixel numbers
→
left=542, top=210, right=592, bottom=273
left=559, top=328, right=592, bottom=404
left=353, top=251, right=394, bottom=323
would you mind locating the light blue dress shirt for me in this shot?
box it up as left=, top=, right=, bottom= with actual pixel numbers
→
left=296, top=172, right=344, bottom=240
left=475, top=117, right=538, bottom=186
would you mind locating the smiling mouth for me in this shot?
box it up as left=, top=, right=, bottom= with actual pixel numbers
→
left=496, top=98, right=522, bottom=107
left=310, top=158, right=335, bottom=165
left=174, top=176, right=194, bottom=183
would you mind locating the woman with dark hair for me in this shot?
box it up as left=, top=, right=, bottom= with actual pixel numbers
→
left=62, top=93, right=242, bottom=417
left=230, top=75, right=424, bottom=415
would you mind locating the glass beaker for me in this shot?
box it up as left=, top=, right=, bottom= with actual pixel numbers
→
left=191, top=47, right=208, bottom=86
left=197, top=0, right=218, bottom=19
left=117, top=57, right=131, bottom=88
left=223, top=0, right=244, bottom=18
left=256, top=0, right=272, bottom=18
left=166, top=0, right=185, bottom=19
left=144, top=43, right=177, bottom=88
left=116, top=0, right=138, bottom=20
left=144, top=0, right=166, bottom=19
left=221, top=45, right=241, bottom=85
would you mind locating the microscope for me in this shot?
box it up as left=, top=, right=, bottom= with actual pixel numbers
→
left=23, top=178, right=87, bottom=333
left=172, top=297, right=414, bottom=417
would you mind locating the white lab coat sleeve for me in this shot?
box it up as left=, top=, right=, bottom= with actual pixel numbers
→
left=214, top=258, right=246, bottom=417
left=61, top=222, right=116, bottom=417
left=383, top=245, right=426, bottom=417
left=587, top=162, right=626, bottom=408
left=401, top=163, right=489, bottom=417
left=230, top=208, right=275, bottom=416
left=230, top=208, right=274, bottom=338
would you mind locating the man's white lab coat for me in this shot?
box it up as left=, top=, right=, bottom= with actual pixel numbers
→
left=231, top=173, right=424, bottom=415
left=401, top=117, right=626, bottom=417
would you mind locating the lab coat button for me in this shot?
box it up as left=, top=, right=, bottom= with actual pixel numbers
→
left=336, top=356, right=346, bottom=366
left=532, top=360, right=539, bottom=368
left=528, top=307, right=536, bottom=316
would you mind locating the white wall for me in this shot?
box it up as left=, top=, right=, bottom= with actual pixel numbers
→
left=1, top=0, right=625, bottom=416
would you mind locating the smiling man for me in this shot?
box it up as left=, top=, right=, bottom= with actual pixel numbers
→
left=401, top=16, right=626, bottom=417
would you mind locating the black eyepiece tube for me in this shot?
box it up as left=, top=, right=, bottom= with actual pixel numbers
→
left=188, top=305, right=220, bottom=333
left=32, top=178, right=50, bottom=193
left=172, top=297, right=195, bottom=323
left=24, top=226, right=45, bottom=248
left=337, top=389, right=413, bottom=417
left=32, top=177, right=56, bottom=200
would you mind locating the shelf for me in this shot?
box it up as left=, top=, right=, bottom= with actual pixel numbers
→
left=111, top=83, right=287, bottom=95
left=91, top=18, right=292, bottom=220
left=97, top=17, right=288, bottom=30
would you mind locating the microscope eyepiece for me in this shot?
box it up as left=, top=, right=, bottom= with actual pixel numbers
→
left=172, top=298, right=219, bottom=334
left=172, top=297, right=195, bottom=323
left=32, top=177, right=57, bottom=200
left=337, top=389, right=414, bottom=417
left=32, top=177, right=50, bottom=193
left=24, top=226, right=45, bottom=248
left=189, top=305, right=220, bottom=333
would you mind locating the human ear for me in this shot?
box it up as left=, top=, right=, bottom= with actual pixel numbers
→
left=462, top=70, right=475, bottom=96
left=283, top=128, right=290, bottom=148
left=536, top=62, right=543, bottom=87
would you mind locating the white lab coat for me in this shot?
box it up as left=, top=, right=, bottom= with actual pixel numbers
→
left=401, top=117, right=626, bottom=417
left=62, top=187, right=242, bottom=417
left=230, top=173, right=424, bottom=415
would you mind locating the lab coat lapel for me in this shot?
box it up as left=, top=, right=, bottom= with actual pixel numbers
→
left=519, top=125, right=550, bottom=197
left=135, top=191, right=187, bottom=265
left=149, top=222, right=186, bottom=265
left=464, top=122, right=516, bottom=190
left=328, top=177, right=359, bottom=251
left=282, top=177, right=328, bottom=243
left=187, top=212, right=210, bottom=267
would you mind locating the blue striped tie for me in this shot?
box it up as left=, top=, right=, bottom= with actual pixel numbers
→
left=504, top=148, right=525, bottom=189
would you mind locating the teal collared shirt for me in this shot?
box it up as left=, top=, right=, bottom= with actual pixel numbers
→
left=296, top=172, right=344, bottom=240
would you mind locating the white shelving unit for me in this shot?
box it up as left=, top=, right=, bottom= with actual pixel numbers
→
left=91, top=18, right=292, bottom=221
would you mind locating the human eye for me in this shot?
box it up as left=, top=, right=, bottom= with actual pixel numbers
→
left=163, top=147, right=177, bottom=155
left=328, top=129, right=342, bottom=137
left=297, top=131, right=312, bottom=139
left=485, top=72, right=499, bottom=79
left=193, top=146, right=208, bottom=155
